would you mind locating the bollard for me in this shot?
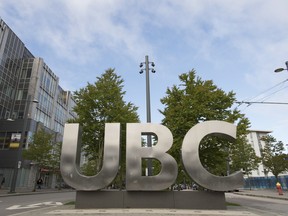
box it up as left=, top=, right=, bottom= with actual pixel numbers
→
left=276, top=182, right=283, bottom=195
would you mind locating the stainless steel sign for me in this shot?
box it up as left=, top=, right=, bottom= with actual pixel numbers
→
left=60, top=120, right=243, bottom=191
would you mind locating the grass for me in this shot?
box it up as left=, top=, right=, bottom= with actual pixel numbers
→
left=64, top=201, right=75, bottom=205
left=226, top=202, right=241, bottom=206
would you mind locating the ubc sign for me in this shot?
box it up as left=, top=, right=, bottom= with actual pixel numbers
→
left=60, top=121, right=243, bottom=192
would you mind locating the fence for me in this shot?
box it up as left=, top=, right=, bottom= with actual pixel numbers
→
left=244, top=175, right=288, bottom=190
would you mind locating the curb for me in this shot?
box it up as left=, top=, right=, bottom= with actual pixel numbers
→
left=233, top=192, right=288, bottom=201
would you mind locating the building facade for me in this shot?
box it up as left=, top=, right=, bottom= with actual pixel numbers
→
left=0, top=18, right=76, bottom=189
left=246, top=130, right=272, bottom=177
left=245, top=130, right=288, bottom=189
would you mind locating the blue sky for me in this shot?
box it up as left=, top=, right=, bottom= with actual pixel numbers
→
left=1, top=0, right=288, bottom=146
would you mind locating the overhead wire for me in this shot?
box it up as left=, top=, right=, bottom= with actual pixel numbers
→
left=236, top=78, right=288, bottom=109
left=257, top=85, right=288, bottom=102
left=245, top=79, right=288, bottom=102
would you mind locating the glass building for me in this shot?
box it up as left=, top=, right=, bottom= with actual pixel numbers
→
left=0, top=18, right=76, bottom=189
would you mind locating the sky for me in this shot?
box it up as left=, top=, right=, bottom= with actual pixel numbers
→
left=1, top=0, right=288, bottom=147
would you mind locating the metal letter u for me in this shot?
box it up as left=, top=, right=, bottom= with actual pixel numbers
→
left=60, top=123, right=120, bottom=190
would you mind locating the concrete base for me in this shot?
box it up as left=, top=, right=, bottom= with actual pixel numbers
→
left=76, top=190, right=226, bottom=210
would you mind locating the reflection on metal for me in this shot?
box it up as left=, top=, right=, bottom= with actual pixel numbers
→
left=126, top=123, right=178, bottom=190
left=60, top=123, right=120, bottom=191
left=182, top=121, right=244, bottom=191
left=61, top=121, right=243, bottom=192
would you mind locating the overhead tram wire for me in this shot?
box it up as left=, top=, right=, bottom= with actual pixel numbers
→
left=243, top=78, right=288, bottom=102
left=236, top=78, right=288, bottom=107
left=256, top=85, right=288, bottom=102
left=236, top=101, right=288, bottom=105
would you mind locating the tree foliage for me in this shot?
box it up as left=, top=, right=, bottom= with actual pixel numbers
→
left=160, top=70, right=258, bottom=183
left=261, top=135, right=288, bottom=180
left=230, top=135, right=261, bottom=176
left=81, top=159, right=98, bottom=176
left=50, top=141, right=62, bottom=172
left=71, top=68, right=139, bottom=185
left=22, top=129, right=54, bottom=169
left=22, top=129, right=62, bottom=190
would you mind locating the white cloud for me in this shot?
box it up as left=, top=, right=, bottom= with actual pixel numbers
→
left=1, top=0, right=288, bottom=143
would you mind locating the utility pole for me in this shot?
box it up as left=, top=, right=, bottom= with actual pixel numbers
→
left=139, top=55, right=155, bottom=176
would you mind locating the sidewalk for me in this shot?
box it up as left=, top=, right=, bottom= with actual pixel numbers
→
left=0, top=187, right=74, bottom=197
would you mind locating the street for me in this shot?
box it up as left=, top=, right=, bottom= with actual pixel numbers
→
left=0, top=191, right=75, bottom=216
left=226, top=193, right=288, bottom=216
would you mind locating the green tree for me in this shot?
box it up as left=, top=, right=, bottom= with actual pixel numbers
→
left=23, top=128, right=54, bottom=169
left=50, top=139, right=62, bottom=189
left=22, top=128, right=54, bottom=190
left=229, top=117, right=261, bottom=176
left=160, top=70, right=254, bottom=183
left=71, top=68, right=139, bottom=187
left=261, top=135, right=288, bottom=181
left=81, top=159, right=98, bottom=176
left=230, top=140, right=261, bottom=176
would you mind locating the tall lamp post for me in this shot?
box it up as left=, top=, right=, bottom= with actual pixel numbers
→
left=274, top=61, right=288, bottom=73
left=139, top=55, right=156, bottom=176
left=9, top=95, right=38, bottom=193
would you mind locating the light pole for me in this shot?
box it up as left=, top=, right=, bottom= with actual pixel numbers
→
left=274, top=61, right=288, bottom=73
left=9, top=94, right=38, bottom=193
left=139, top=55, right=156, bottom=176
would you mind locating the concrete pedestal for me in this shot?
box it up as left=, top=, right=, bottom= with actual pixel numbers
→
left=76, top=190, right=226, bottom=210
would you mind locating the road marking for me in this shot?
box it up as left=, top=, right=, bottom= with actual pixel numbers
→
left=7, top=206, right=58, bottom=216
left=6, top=201, right=63, bottom=210
left=7, top=203, right=42, bottom=210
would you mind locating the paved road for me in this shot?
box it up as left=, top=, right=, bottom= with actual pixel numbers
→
left=226, top=193, right=287, bottom=216
left=0, top=191, right=75, bottom=216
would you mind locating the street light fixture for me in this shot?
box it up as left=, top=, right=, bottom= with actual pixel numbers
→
left=9, top=95, right=38, bottom=193
left=274, top=61, right=288, bottom=73
left=139, top=55, right=156, bottom=176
